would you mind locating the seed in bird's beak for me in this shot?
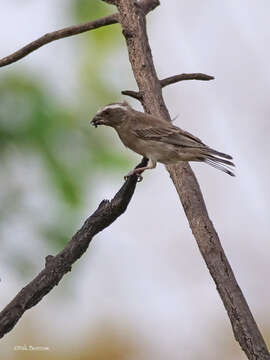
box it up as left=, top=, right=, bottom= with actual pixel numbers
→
left=91, top=120, right=98, bottom=128
left=91, top=115, right=103, bottom=128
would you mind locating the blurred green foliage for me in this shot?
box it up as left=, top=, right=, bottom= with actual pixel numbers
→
left=0, top=0, right=131, bottom=270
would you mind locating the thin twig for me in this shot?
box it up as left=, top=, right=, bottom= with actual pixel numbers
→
left=0, top=0, right=159, bottom=68
left=122, top=73, right=214, bottom=100
left=0, top=14, right=119, bottom=68
left=101, top=0, right=117, bottom=4
left=161, top=73, right=214, bottom=87
left=121, top=90, right=142, bottom=100
left=0, top=158, right=148, bottom=339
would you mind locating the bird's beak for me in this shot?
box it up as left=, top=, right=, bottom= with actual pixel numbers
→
left=90, top=115, right=105, bottom=128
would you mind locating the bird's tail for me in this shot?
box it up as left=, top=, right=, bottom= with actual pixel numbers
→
left=202, top=151, right=235, bottom=176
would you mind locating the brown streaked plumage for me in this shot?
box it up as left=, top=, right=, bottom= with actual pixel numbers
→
left=91, top=101, right=235, bottom=179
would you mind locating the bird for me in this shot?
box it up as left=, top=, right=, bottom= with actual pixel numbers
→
left=90, top=101, right=235, bottom=180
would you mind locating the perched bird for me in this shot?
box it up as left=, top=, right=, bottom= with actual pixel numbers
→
left=91, top=101, right=235, bottom=179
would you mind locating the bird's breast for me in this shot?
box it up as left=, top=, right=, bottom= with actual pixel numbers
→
left=117, top=130, right=146, bottom=156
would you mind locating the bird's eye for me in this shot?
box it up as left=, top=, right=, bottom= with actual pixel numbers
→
left=103, top=110, right=109, bottom=115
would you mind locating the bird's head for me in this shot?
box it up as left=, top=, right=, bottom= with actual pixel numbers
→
left=91, top=101, right=131, bottom=128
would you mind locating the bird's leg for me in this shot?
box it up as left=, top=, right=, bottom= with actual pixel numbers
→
left=124, top=159, right=156, bottom=182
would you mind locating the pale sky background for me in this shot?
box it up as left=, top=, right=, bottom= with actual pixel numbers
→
left=0, top=1, right=270, bottom=359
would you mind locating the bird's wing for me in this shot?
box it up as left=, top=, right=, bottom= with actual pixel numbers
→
left=132, top=125, right=233, bottom=160
left=132, top=125, right=205, bottom=148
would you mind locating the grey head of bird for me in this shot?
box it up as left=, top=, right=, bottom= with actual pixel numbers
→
left=91, top=101, right=131, bottom=128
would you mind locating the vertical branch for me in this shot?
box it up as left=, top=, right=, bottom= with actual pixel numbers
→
left=114, top=0, right=270, bottom=359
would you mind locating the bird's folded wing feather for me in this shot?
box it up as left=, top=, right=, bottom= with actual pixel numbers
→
left=132, top=125, right=233, bottom=160
left=132, top=126, right=205, bottom=148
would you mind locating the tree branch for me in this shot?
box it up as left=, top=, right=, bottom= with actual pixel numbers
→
left=122, top=72, right=214, bottom=100
left=0, top=158, right=148, bottom=339
left=121, top=90, right=142, bottom=100
left=160, top=72, right=214, bottom=87
left=0, top=0, right=159, bottom=68
left=136, top=0, right=160, bottom=13
left=0, top=15, right=118, bottom=68
left=101, top=0, right=117, bottom=4
left=115, top=0, right=270, bottom=359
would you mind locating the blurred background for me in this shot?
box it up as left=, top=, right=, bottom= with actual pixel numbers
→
left=0, top=0, right=269, bottom=359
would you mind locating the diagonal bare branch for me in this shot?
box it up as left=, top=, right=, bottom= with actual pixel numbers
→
left=0, top=14, right=119, bottom=68
left=0, top=0, right=159, bottom=68
left=0, top=158, right=148, bottom=339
